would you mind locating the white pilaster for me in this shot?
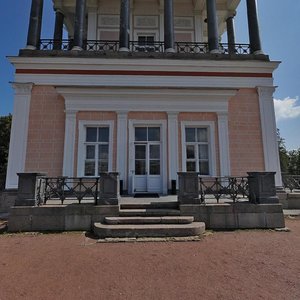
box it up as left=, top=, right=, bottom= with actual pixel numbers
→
left=6, top=83, right=33, bottom=189
left=159, top=9, right=164, bottom=42
left=167, top=112, right=178, bottom=188
left=194, top=13, right=203, bottom=42
left=217, top=112, right=231, bottom=177
left=257, top=86, right=282, bottom=186
left=63, top=110, right=77, bottom=177
left=116, top=111, right=128, bottom=190
left=87, top=11, right=97, bottom=40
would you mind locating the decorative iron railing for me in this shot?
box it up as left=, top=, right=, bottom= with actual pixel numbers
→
left=282, top=175, right=300, bottom=192
left=198, top=176, right=249, bottom=203
left=36, top=177, right=100, bottom=205
left=38, top=39, right=251, bottom=55
left=0, top=173, right=5, bottom=191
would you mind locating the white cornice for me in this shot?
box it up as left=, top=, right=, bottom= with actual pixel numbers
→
left=8, top=56, right=280, bottom=74
left=57, top=87, right=235, bottom=113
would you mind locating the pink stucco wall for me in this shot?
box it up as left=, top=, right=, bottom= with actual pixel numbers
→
left=228, top=88, right=265, bottom=176
left=25, top=86, right=65, bottom=176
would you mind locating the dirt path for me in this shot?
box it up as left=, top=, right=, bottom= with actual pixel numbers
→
left=0, top=217, right=299, bottom=300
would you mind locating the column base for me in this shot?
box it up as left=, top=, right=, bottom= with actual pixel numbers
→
left=119, top=47, right=129, bottom=52
left=253, top=50, right=264, bottom=55
left=25, top=45, right=36, bottom=50
left=165, top=48, right=175, bottom=53
left=71, top=46, right=83, bottom=51
left=210, top=49, right=221, bottom=54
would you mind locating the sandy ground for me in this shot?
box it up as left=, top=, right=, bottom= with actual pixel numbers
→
left=0, top=217, right=299, bottom=300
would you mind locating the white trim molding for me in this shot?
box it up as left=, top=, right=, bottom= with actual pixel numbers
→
left=77, top=120, right=114, bottom=177
left=6, top=82, right=33, bottom=189
left=57, top=87, right=235, bottom=113
left=217, top=112, right=231, bottom=177
left=63, top=110, right=77, bottom=177
left=167, top=112, right=179, bottom=188
left=181, top=121, right=217, bottom=176
left=257, top=86, right=282, bottom=186
left=116, top=111, right=128, bottom=190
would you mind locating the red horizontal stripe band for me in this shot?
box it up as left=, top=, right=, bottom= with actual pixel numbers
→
left=16, top=69, right=272, bottom=78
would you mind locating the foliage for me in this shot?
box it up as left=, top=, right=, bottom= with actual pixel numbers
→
left=0, top=114, right=12, bottom=182
left=278, top=129, right=300, bottom=175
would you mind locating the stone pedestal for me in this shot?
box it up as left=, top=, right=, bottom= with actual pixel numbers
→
left=247, top=172, right=279, bottom=204
left=98, top=173, right=120, bottom=205
left=177, top=172, right=199, bottom=204
left=16, top=173, right=46, bottom=206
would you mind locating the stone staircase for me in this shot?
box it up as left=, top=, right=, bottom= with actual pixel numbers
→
left=93, top=202, right=205, bottom=239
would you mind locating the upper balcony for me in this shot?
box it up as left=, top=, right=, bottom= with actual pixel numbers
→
left=21, top=0, right=268, bottom=61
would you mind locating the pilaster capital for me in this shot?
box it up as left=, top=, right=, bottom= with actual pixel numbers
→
left=257, top=86, right=276, bottom=99
left=117, top=111, right=128, bottom=119
left=167, top=112, right=179, bottom=119
left=11, top=82, right=33, bottom=95
left=217, top=111, right=228, bottom=119
left=65, top=110, right=77, bottom=119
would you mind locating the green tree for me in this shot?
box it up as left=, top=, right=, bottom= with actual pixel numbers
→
left=277, top=129, right=289, bottom=173
left=288, top=149, right=300, bottom=175
left=0, top=114, right=12, bottom=186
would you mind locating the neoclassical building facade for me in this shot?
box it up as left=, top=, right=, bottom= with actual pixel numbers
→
left=6, top=0, right=281, bottom=195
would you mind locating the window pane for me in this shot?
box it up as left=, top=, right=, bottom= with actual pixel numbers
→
left=199, top=161, right=209, bottom=175
left=150, top=160, right=160, bottom=175
left=98, top=160, right=108, bottom=173
left=85, top=161, right=95, bottom=176
left=86, top=145, right=95, bottom=159
left=186, top=161, right=196, bottom=172
left=150, top=145, right=160, bottom=159
left=198, top=145, right=209, bottom=159
left=186, top=145, right=195, bottom=159
left=148, top=127, right=160, bottom=141
left=135, top=127, right=147, bottom=141
left=138, top=36, right=146, bottom=45
left=86, top=127, right=97, bottom=142
left=185, top=128, right=195, bottom=142
left=99, top=145, right=109, bottom=160
left=98, top=127, right=109, bottom=142
left=197, top=128, right=208, bottom=142
left=135, top=145, right=146, bottom=159
left=147, top=36, right=154, bottom=45
left=135, top=160, right=146, bottom=175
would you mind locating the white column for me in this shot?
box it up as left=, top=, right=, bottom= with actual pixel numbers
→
left=217, top=112, right=231, bottom=177
left=6, top=83, right=33, bottom=189
left=62, top=110, right=77, bottom=177
left=117, top=111, right=128, bottom=190
left=87, top=11, right=97, bottom=40
left=167, top=112, right=178, bottom=188
left=257, top=86, right=282, bottom=186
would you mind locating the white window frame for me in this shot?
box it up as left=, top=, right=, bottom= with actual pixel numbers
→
left=77, top=120, right=114, bottom=177
left=181, top=121, right=216, bottom=176
left=128, top=119, right=167, bottom=195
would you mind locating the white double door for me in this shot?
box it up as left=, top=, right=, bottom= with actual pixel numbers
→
left=132, top=126, right=162, bottom=193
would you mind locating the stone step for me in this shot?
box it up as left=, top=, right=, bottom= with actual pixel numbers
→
left=93, top=222, right=205, bottom=238
left=120, top=202, right=179, bottom=210
left=119, top=209, right=181, bottom=217
left=105, top=216, right=194, bottom=225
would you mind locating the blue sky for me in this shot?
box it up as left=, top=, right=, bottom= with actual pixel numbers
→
left=0, top=0, right=299, bottom=150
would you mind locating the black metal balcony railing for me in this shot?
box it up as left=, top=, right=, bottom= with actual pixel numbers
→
left=38, top=39, right=251, bottom=55
left=282, top=174, right=300, bottom=192
left=198, top=176, right=249, bottom=203
left=36, top=177, right=100, bottom=205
